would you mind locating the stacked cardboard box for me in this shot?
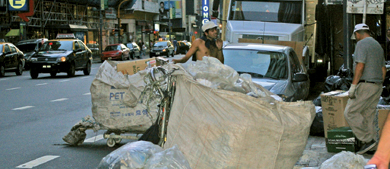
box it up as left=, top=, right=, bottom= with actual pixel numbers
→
left=320, top=90, right=349, bottom=138
left=377, top=106, right=390, bottom=138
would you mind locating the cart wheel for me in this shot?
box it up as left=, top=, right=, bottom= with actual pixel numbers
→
left=107, top=138, right=116, bottom=147
left=114, top=138, right=122, bottom=144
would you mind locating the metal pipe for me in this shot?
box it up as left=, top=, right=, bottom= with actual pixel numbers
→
left=100, top=3, right=103, bottom=56
left=363, top=0, right=366, bottom=23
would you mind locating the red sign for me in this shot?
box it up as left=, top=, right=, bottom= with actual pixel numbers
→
left=17, top=0, right=34, bottom=22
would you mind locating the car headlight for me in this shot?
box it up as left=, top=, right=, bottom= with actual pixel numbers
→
left=57, top=57, right=66, bottom=62
left=162, top=49, right=166, bottom=52
left=30, top=58, right=37, bottom=61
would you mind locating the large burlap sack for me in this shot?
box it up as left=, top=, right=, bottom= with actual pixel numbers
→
left=165, top=64, right=315, bottom=169
left=91, top=61, right=158, bottom=133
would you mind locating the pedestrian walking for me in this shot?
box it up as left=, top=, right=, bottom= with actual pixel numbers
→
left=173, top=38, right=177, bottom=54
left=138, top=40, right=145, bottom=57
left=344, top=23, right=386, bottom=155
left=172, top=21, right=224, bottom=64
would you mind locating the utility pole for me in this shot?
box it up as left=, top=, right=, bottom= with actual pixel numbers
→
left=343, top=0, right=353, bottom=70
left=168, top=0, right=171, bottom=41
left=100, top=0, right=103, bottom=55
left=118, top=0, right=130, bottom=43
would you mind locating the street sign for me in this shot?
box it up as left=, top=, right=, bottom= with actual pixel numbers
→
left=347, top=0, right=384, bottom=14
left=202, top=0, right=210, bottom=25
left=8, top=0, right=28, bottom=11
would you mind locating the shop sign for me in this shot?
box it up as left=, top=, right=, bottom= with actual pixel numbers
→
left=105, top=7, right=117, bottom=19
left=202, top=0, right=210, bottom=25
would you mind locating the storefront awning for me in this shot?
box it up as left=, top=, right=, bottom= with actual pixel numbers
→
left=6, top=29, right=19, bottom=37
left=69, top=24, right=88, bottom=31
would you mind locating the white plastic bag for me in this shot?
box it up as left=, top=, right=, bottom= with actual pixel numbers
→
left=320, top=151, right=367, bottom=169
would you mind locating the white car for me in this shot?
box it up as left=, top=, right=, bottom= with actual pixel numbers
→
left=223, top=43, right=310, bottom=101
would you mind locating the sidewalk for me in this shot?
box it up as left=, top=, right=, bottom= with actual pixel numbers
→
left=294, top=136, right=374, bottom=168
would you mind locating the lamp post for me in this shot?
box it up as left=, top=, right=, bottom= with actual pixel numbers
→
left=118, top=0, right=131, bottom=43
left=99, top=2, right=103, bottom=56
left=168, top=0, right=171, bottom=41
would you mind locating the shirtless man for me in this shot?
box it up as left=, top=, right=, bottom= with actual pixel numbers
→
left=172, top=21, right=224, bottom=64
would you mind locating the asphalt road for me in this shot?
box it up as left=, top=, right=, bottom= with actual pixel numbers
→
left=0, top=54, right=184, bottom=169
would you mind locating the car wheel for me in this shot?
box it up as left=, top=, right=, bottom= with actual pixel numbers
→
left=15, top=61, right=23, bottom=76
left=50, top=72, right=57, bottom=77
left=30, top=68, right=38, bottom=79
left=166, top=52, right=169, bottom=58
left=0, top=64, right=5, bottom=77
left=83, top=61, right=91, bottom=75
left=171, top=51, right=174, bottom=57
left=67, top=63, right=75, bottom=77
left=130, top=53, right=134, bottom=60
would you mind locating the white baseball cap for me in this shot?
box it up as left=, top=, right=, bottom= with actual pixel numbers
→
left=351, top=23, right=370, bottom=40
left=202, top=21, right=218, bottom=32
left=353, top=23, right=369, bottom=33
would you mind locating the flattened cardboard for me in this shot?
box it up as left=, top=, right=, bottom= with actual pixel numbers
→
left=117, top=58, right=157, bottom=75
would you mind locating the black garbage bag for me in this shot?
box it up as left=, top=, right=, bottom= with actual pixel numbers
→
left=310, top=106, right=324, bottom=137
left=312, top=95, right=322, bottom=106
left=378, top=96, right=390, bottom=105
left=139, top=119, right=160, bottom=144
left=323, top=75, right=341, bottom=93
left=334, top=77, right=352, bottom=91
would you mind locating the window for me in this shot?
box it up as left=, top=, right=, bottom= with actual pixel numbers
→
left=4, top=45, right=10, bottom=53
left=74, top=41, right=80, bottom=50
left=289, top=51, right=301, bottom=74
left=10, top=45, right=16, bottom=52
left=78, top=41, right=85, bottom=50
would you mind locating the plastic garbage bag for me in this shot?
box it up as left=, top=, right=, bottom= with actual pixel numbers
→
left=324, top=75, right=341, bottom=93
left=378, top=96, right=390, bottom=105
left=145, top=145, right=191, bottom=169
left=312, top=95, right=322, bottom=106
left=320, top=151, right=367, bottom=169
left=310, top=106, right=324, bottom=137
left=97, top=141, right=163, bottom=169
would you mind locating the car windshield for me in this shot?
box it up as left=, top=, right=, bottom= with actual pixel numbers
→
left=223, top=49, right=288, bottom=79
left=16, top=43, right=37, bottom=52
left=0, top=45, right=2, bottom=52
left=39, top=41, right=73, bottom=51
left=105, top=45, right=120, bottom=51
left=154, top=42, right=167, bottom=47
left=126, top=43, right=133, bottom=48
left=229, top=0, right=302, bottom=24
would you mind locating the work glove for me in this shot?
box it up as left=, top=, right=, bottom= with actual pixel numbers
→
left=348, top=84, right=357, bottom=99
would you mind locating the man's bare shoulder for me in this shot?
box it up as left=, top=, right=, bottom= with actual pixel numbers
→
left=193, top=38, right=204, bottom=45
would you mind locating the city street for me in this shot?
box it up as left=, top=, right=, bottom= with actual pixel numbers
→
left=0, top=54, right=183, bottom=169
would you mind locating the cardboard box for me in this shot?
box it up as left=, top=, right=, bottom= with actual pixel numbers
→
left=377, top=108, right=390, bottom=138
left=321, top=90, right=350, bottom=138
left=326, top=127, right=357, bottom=153
left=117, top=58, right=157, bottom=75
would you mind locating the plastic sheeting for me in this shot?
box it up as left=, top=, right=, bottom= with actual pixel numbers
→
left=97, top=141, right=191, bottom=169
left=90, top=61, right=159, bottom=133
left=319, top=151, right=367, bottom=169
left=164, top=58, right=315, bottom=169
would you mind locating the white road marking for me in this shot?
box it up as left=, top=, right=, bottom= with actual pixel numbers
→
left=6, top=87, right=21, bottom=90
left=83, top=92, right=91, bottom=95
left=59, top=79, right=70, bottom=82
left=0, top=78, right=8, bottom=81
left=16, top=155, right=60, bottom=168
left=84, top=134, right=104, bottom=143
left=36, top=83, right=48, bottom=86
left=50, top=98, right=68, bottom=102
left=80, top=76, right=89, bottom=79
left=12, top=106, right=34, bottom=110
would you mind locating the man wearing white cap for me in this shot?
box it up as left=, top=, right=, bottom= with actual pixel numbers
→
left=172, top=21, right=224, bottom=63
left=344, top=23, right=386, bottom=155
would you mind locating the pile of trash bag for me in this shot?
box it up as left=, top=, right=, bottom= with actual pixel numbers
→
left=323, top=64, right=353, bottom=93
left=97, top=141, right=191, bottom=169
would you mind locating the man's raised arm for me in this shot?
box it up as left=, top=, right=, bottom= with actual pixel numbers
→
left=173, top=39, right=200, bottom=64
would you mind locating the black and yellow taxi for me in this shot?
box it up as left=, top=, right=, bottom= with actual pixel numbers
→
left=29, top=34, right=92, bottom=79
left=0, top=42, right=25, bottom=77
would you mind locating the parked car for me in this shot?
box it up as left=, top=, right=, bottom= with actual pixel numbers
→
left=125, top=42, right=141, bottom=59
left=101, top=44, right=130, bottom=62
left=29, top=36, right=92, bottom=79
left=150, top=41, right=174, bottom=58
left=223, top=43, right=310, bottom=101
left=16, top=38, right=48, bottom=70
left=176, top=41, right=191, bottom=54
left=0, top=42, right=25, bottom=77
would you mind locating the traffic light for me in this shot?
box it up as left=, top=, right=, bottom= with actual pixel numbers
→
left=194, top=31, right=198, bottom=35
